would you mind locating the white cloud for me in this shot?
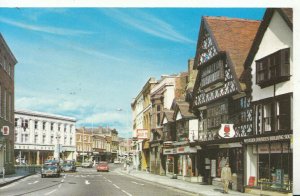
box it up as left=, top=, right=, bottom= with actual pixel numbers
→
left=0, top=17, right=94, bottom=36
left=101, top=9, right=194, bottom=44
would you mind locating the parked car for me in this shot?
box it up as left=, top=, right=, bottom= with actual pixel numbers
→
left=41, top=164, right=61, bottom=178
left=81, top=161, right=93, bottom=168
left=96, top=161, right=109, bottom=172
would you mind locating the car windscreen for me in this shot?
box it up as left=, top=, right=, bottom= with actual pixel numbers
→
left=43, top=165, right=57, bottom=170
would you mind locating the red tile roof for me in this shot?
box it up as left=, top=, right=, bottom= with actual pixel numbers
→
left=204, top=16, right=261, bottom=80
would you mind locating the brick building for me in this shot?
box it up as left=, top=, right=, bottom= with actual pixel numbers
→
left=0, top=34, right=17, bottom=174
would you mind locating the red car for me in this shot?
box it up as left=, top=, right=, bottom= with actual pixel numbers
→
left=96, top=162, right=109, bottom=172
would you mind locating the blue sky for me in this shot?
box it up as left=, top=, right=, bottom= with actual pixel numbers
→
left=0, top=8, right=265, bottom=137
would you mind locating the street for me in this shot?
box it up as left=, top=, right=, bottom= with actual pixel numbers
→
left=0, top=164, right=196, bottom=196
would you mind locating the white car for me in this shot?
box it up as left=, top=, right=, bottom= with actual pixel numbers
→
left=114, top=160, right=121, bottom=164
left=81, top=161, right=93, bottom=168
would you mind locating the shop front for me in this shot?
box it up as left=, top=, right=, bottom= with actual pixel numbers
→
left=244, top=134, right=292, bottom=194
left=163, top=147, right=176, bottom=177
left=198, top=141, right=244, bottom=191
left=174, top=145, right=199, bottom=182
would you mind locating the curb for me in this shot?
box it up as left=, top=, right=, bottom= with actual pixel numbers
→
left=0, top=173, right=36, bottom=188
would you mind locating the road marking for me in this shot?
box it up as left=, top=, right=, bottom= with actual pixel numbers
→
left=64, top=175, right=66, bottom=178
left=58, top=184, right=62, bottom=188
left=121, top=190, right=132, bottom=196
left=113, top=184, right=120, bottom=189
left=28, top=180, right=39, bottom=185
left=61, top=179, right=64, bottom=183
left=131, top=181, right=144, bottom=186
left=85, top=180, right=90, bottom=185
left=44, top=189, right=57, bottom=195
left=108, top=180, right=112, bottom=183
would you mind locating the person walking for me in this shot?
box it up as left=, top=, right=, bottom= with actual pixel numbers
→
left=221, top=162, right=232, bottom=194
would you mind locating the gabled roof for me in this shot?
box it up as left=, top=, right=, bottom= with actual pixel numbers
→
left=174, top=101, right=195, bottom=119
left=162, top=109, right=175, bottom=123
left=203, top=16, right=261, bottom=81
left=244, top=8, right=293, bottom=69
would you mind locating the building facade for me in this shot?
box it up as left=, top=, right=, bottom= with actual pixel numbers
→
left=76, top=128, right=93, bottom=162
left=0, top=34, right=17, bottom=174
left=131, top=77, right=157, bottom=171
left=149, top=73, right=187, bottom=175
left=243, top=8, right=293, bottom=194
left=14, top=110, right=76, bottom=165
left=191, top=16, right=260, bottom=191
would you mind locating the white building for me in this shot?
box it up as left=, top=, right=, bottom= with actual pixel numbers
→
left=14, top=110, right=76, bottom=165
left=243, top=8, right=293, bottom=194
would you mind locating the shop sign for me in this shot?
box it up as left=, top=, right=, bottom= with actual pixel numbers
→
left=150, top=143, right=160, bottom=147
left=244, top=134, right=291, bottom=144
left=163, top=148, right=175, bottom=155
left=176, top=146, right=197, bottom=154
left=137, top=129, right=148, bottom=140
left=1, top=126, right=9, bottom=135
left=218, top=124, right=235, bottom=138
left=253, top=143, right=290, bottom=154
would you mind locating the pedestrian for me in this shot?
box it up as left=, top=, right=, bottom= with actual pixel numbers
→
left=221, top=162, right=232, bottom=194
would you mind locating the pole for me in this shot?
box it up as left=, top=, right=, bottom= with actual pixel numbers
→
left=82, top=128, right=85, bottom=163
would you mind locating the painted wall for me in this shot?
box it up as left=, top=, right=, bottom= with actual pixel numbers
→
left=251, top=11, right=293, bottom=102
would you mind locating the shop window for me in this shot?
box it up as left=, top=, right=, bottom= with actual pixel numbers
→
left=253, top=143, right=292, bottom=191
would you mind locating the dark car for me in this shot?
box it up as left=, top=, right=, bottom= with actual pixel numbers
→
left=61, top=163, right=76, bottom=172
left=41, top=164, right=61, bottom=178
left=96, top=161, right=109, bottom=172
left=61, top=160, right=76, bottom=172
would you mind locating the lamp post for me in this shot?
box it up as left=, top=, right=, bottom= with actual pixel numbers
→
left=56, top=135, right=61, bottom=163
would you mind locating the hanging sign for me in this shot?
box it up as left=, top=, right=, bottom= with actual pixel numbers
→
left=218, top=124, right=235, bottom=138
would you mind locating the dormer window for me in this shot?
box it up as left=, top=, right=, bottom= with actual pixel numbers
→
left=256, top=48, right=290, bottom=88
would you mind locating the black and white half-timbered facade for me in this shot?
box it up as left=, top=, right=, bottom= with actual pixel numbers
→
left=243, top=8, right=293, bottom=194
left=191, top=16, right=260, bottom=192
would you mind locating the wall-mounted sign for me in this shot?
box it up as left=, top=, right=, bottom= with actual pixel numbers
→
left=1, top=126, right=9, bottom=135
left=218, top=124, right=235, bottom=138
left=137, top=129, right=148, bottom=140
left=176, top=146, right=197, bottom=154
left=163, top=148, right=176, bottom=155
left=244, top=134, right=291, bottom=144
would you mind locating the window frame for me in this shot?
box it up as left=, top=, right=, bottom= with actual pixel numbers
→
left=255, top=48, right=290, bottom=88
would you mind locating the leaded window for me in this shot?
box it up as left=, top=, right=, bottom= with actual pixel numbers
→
left=256, top=48, right=290, bottom=87
left=207, top=102, right=228, bottom=129
left=200, top=58, right=224, bottom=88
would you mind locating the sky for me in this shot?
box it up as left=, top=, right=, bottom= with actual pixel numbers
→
left=0, top=8, right=265, bottom=138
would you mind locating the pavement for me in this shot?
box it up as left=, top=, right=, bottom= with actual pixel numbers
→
left=117, top=166, right=255, bottom=196
left=0, top=168, right=35, bottom=187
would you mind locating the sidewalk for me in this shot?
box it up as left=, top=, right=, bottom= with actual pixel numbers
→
left=0, top=169, right=34, bottom=187
left=117, top=167, right=255, bottom=196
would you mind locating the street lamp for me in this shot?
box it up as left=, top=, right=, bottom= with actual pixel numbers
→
left=56, top=135, right=61, bottom=163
